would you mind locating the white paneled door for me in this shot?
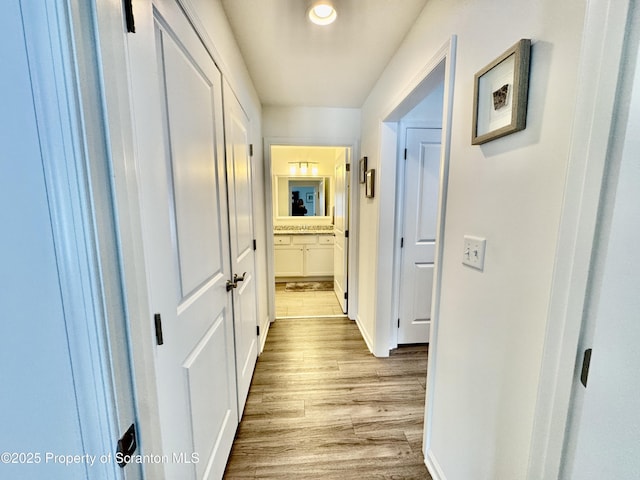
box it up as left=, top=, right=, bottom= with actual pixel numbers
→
left=223, top=82, right=259, bottom=415
left=564, top=37, right=640, bottom=480
left=334, top=150, right=349, bottom=313
left=139, top=5, right=238, bottom=479
left=398, top=128, right=442, bottom=344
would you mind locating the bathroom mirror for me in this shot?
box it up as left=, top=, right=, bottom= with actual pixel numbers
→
left=274, top=176, right=332, bottom=218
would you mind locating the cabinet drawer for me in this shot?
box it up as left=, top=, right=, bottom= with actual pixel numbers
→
left=274, top=235, right=291, bottom=245
left=292, top=235, right=317, bottom=245
left=318, top=235, right=334, bottom=245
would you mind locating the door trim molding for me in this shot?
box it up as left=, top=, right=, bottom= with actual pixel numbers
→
left=527, top=0, right=635, bottom=478
left=20, top=0, right=142, bottom=478
left=87, top=0, right=168, bottom=476
left=373, top=37, right=456, bottom=471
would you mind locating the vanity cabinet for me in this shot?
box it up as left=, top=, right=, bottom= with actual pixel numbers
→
left=274, top=234, right=334, bottom=277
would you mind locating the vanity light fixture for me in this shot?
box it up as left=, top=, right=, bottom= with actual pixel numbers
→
left=307, top=1, right=337, bottom=26
left=288, top=162, right=319, bottom=175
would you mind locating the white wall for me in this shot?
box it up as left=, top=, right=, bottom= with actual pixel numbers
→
left=359, top=0, right=587, bottom=478
left=263, top=106, right=361, bottom=141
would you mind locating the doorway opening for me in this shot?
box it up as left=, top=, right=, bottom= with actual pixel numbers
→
left=265, top=143, right=356, bottom=321
left=371, top=38, right=456, bottom=471
left=391, top=62, right=446, bottom=346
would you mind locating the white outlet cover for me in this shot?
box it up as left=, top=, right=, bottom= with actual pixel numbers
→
left=462, top=235, right=486, bottom=271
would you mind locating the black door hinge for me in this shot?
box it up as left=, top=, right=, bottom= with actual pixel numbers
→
left=345, top=163, right=351, bottom=172
left=397, top=318, right=401, bottom=328
left=249, top=144, right=254, bottom=157
left=154, top=313, right=164, bottom=346
left=345, top=230, right=349, bottom=238
left=253, top=239, right=257, bottom=251
left=256, top=325, right=260, bottom=336
left=404, top=148, right=407, bottom=160
left=344, top=292, right=348, bottom=300
left=400, top=237, right=404, bottom=248
left=116, top=423, right=137, bottom=467
left=580, top=348, right=593, bottom=388
left=123, top=0, right=135, bottom=33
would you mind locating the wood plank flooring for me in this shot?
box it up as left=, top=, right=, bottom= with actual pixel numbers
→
left=275, top=284, right=345, bottom=318
left=223, top=317, right=432, bottom=479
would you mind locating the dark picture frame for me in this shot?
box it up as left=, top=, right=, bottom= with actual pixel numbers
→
left=472, top=39, right=531, bottom=145
left=359, top=156, right=368, bottom=184
left=365, top=169, right=375, bottom=198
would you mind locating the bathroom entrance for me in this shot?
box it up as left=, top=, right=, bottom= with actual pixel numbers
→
left=266, top=144, right=353, bottom=319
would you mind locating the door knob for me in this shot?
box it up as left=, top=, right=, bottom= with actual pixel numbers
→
left=234, top=272, right=247, bottom=283
left=226, top=279, right=237, bottom=292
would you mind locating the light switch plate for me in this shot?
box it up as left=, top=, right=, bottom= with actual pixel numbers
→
left=462, top=235, right=486, bottom=271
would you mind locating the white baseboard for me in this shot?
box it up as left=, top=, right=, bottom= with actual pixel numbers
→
left=259, top=315, right=271, bottom=354
left=425, top=449, right=447, bottom=480
left=355, top=314, right=375, bottom=355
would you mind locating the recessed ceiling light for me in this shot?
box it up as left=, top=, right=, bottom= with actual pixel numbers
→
left=308, top=1, right=337, bottom=26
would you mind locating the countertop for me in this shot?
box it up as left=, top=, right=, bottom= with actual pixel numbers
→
left=273, top=225, right=334, bottom=235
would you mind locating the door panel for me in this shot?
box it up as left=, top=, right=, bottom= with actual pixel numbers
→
left=411, top=263, right=435, bottom=323
left=144, top=7, right=237, bottom=479
left=164, top=37, right=225, bottom=298
left=184, top=313, right=235, bottom=480
left=398, top=128, right=442, bottom=344
left=334, top=152, right=349, bottom=312
left=223, top=82, right=259, bottom=415
left=416, top=142, right=440, bottom=242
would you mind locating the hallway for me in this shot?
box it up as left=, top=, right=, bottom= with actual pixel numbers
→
left=223, top=317, right=431, bottom=479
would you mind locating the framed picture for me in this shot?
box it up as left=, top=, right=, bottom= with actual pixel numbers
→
left=365, top=169, right=375, bottom=198
left=359, top=156, right=368, bottom=184
left=472, top=39, right=531, bottom=145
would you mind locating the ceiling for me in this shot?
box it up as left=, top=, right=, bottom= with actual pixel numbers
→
left=220, top=0, right=429, bottom=108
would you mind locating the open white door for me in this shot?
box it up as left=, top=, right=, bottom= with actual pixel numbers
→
left=135, top=4, right=238, bottom=478
left=334, top=149, right=349, bottom=313
left=223, top=81, right=259, bottom=415
left=563, top=34, right=640, bottom=479
left=398, top=128, right=442, bottom=344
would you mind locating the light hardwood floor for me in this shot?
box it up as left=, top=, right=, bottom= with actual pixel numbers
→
left=223, top=317, right=432, bottom=479
left=274, top=283, right=345, bottom=318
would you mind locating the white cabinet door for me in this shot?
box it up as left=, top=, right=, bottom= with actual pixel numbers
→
left=274, top=246, right=304, bottom=276
left=305, top=245, right=334, bottom=276
left=274, top=235, right=334, bottom=277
